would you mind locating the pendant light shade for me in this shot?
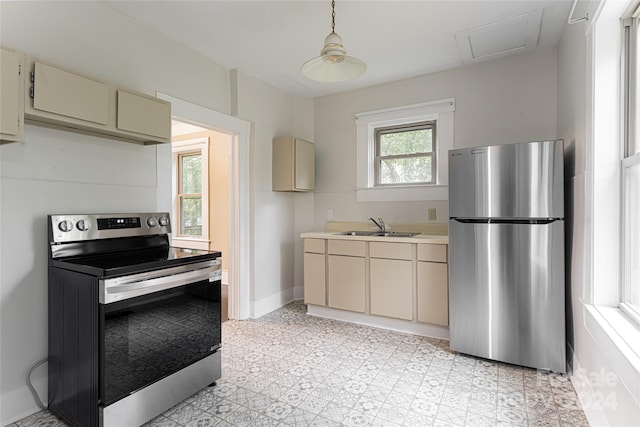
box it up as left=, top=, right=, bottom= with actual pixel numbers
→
left=301, top=1, right=366, bottom=82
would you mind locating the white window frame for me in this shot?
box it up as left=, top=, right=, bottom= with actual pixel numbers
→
left=355, top=98, right=455, bottom=202
left=374, top=120, right=437, bottom=186
left=172, top=137, right=209, bottom=250
left=621, top=7, right=640, bottom=325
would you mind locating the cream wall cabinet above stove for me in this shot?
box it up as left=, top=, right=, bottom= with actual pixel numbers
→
left=1, top=47, right=25, bottom=143
left=24, top=56, right=170, bottom=144
left=272, top=137, right=315, bottom=192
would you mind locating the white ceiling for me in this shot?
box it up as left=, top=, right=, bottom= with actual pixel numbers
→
left=104, top=1, right=574, bottom=98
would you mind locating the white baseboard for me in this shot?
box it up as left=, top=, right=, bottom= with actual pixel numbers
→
left=293, top=286, right=304, bottom=301
left=1, top=376, right=46, bottom=425
left=306, top=305, right=449, bottom=340
left=571, top=354, right=609, bottom=427
left=252, top=288, right=295, bottom=318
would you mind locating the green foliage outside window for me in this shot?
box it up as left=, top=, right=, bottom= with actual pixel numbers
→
left=376, top=122, right=435, bottom=185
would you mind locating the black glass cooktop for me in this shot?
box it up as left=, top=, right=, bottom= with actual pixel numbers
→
left=52, top=245, right=221, bottom=278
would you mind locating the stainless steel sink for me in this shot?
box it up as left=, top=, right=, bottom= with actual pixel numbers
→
left=374, top=232, right=419, bottom=237
left=335, top=231, right=418, bottom=237
left=335, top=230, right=380, bottom=236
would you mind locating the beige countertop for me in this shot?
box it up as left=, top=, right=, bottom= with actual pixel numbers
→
left=300, top=231, right=449, bottom=245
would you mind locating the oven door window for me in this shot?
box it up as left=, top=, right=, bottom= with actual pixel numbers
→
left=100, top=279, right=221, bottom=406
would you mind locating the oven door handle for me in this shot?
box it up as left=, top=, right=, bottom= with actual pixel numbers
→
left=100, top=263, right=221, bottom=304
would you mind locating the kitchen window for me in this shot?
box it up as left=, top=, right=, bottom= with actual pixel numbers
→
left=172, top=138, right=209, bottom=250
left=374, top=121, right=436, bottom=186
left=622, top=9, right=640, bottom=324
left=355, top=98, right=454, bottom=202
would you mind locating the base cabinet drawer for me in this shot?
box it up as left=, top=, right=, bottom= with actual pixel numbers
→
left=370, top=258, right=413, bottom=320
left=304, top=252, right=326, bottom=306
left=328, top=255, right=365, bottom=313
left=417, top=261, right=449, bottom=326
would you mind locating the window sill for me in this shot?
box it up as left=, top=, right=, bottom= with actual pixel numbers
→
left=356, top=185, right=448, bottom=202
left=584, top=304, right=640, bottom=404
left=171, top=237, right=210, bottom=251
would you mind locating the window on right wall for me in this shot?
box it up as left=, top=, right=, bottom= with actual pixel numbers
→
left=622, top=10, right=640, bottom=324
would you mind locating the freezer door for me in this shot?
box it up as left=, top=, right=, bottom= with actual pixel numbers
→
left=448, top=219, right=566, bottom=373
left=449, top=140, right=564, bottom=219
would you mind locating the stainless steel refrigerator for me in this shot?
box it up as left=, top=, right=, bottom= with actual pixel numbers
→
left=448, top=140, right=566, bottom=373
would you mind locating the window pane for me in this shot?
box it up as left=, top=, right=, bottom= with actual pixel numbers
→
left=379, top=128, right=432, bottom=156
left=379, top=156, right=432, bottom=184
left=180, top=196, right=202, bottom=236
left=181, top=154, right=202, bottom=194
left=624, top=160, right=640, bottom=313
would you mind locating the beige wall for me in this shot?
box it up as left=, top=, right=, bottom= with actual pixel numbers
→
left=311, top=47, right=559, bottom=230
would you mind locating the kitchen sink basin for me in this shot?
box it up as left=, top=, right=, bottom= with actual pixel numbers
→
left=335, top=230, right=380, bottom=236
left=335, top=231, right=419, bottom=238
left=375, top=232, right=419, bottom=237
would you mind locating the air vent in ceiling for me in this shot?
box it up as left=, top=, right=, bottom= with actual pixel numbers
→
left=456, top=9, right=543, bottom=64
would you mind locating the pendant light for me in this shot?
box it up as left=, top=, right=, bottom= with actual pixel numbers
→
left=301, top=0, right=366, bottom=82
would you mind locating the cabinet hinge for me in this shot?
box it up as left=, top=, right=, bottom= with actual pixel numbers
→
left=30, top=71, right=35, bottom=83
left=18, top=64, right=22, bottom=76
left=29, top=86, right=34, bottom=99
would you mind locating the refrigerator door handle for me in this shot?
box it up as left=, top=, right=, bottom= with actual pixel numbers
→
left=452, top=218, right=558, bottom=225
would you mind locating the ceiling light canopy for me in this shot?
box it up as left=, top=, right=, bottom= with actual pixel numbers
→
left=301, top=0, right=366, bottom=82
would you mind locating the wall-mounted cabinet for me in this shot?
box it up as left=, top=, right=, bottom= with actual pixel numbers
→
left=272, top=137, right=315, bottom=192
left=1, top=47, right=25, bottom=143
left=24, top=56, right=170, bottom=144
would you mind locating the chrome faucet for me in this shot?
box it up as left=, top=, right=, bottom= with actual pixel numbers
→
left=369, top=217, right=386, bottom=232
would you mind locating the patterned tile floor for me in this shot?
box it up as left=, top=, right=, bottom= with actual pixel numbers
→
left=11, top=301, right=589, bottom=427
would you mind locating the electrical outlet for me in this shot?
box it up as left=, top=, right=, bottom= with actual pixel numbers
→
left=327, top=209, right=334, bottom=220
left=428, top=208, right=437, bottom=221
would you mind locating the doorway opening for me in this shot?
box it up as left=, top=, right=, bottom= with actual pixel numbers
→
left=159, top=93, right=251, bottom=321
left=171, top=120, right=231, bottom=320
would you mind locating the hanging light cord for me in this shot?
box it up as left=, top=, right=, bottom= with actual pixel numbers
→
left=331, top=0, right=336, bottom=34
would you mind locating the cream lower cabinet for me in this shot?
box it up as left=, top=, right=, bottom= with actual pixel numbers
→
left=303, top=238, right=326, bottom=306
left=370, top=242, right=413, bottom=320
left=416, top=244, right=449, bottom=326
left=327, top=240, right=366, bottom=313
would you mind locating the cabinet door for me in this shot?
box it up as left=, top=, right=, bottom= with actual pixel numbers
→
left=294, top=138, right=315, bottom=191
left=328, top=255, right=365, bottom=312
left=304, top=252, right=326, bottom=306
left=1, top=47, right=24, bottom=142
left=116, top=90, right=171, bottom=139
left=370, top=258, right=413, bottom=320
left=32, top=61, right=109, bottom=125
left=417, top=261, right=449, bottom=326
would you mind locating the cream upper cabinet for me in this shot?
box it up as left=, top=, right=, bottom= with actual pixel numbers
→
left=417, top=244, right=449, bottom=326
left=1, top=47, right=25, bottom=143
left=272, top=137, right=315, bottom=192
left=327, top=240, right=366, bottom=313
left=24, top=56, right=170, bottom=144
left=303, top=238, right=326, bottom=306
left=116, top=90, right=171, bottom=139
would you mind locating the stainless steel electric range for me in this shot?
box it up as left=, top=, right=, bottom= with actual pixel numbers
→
left=47, top=213, right=222, bottom=427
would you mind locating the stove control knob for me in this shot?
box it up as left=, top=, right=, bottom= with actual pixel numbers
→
left=147, top=216, right=158, bottom=227
left=76, top=220, right=89, bottom=231
left=58, top=220, right=73, bottom=232
left=158, top=216, right=169, bottom=227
